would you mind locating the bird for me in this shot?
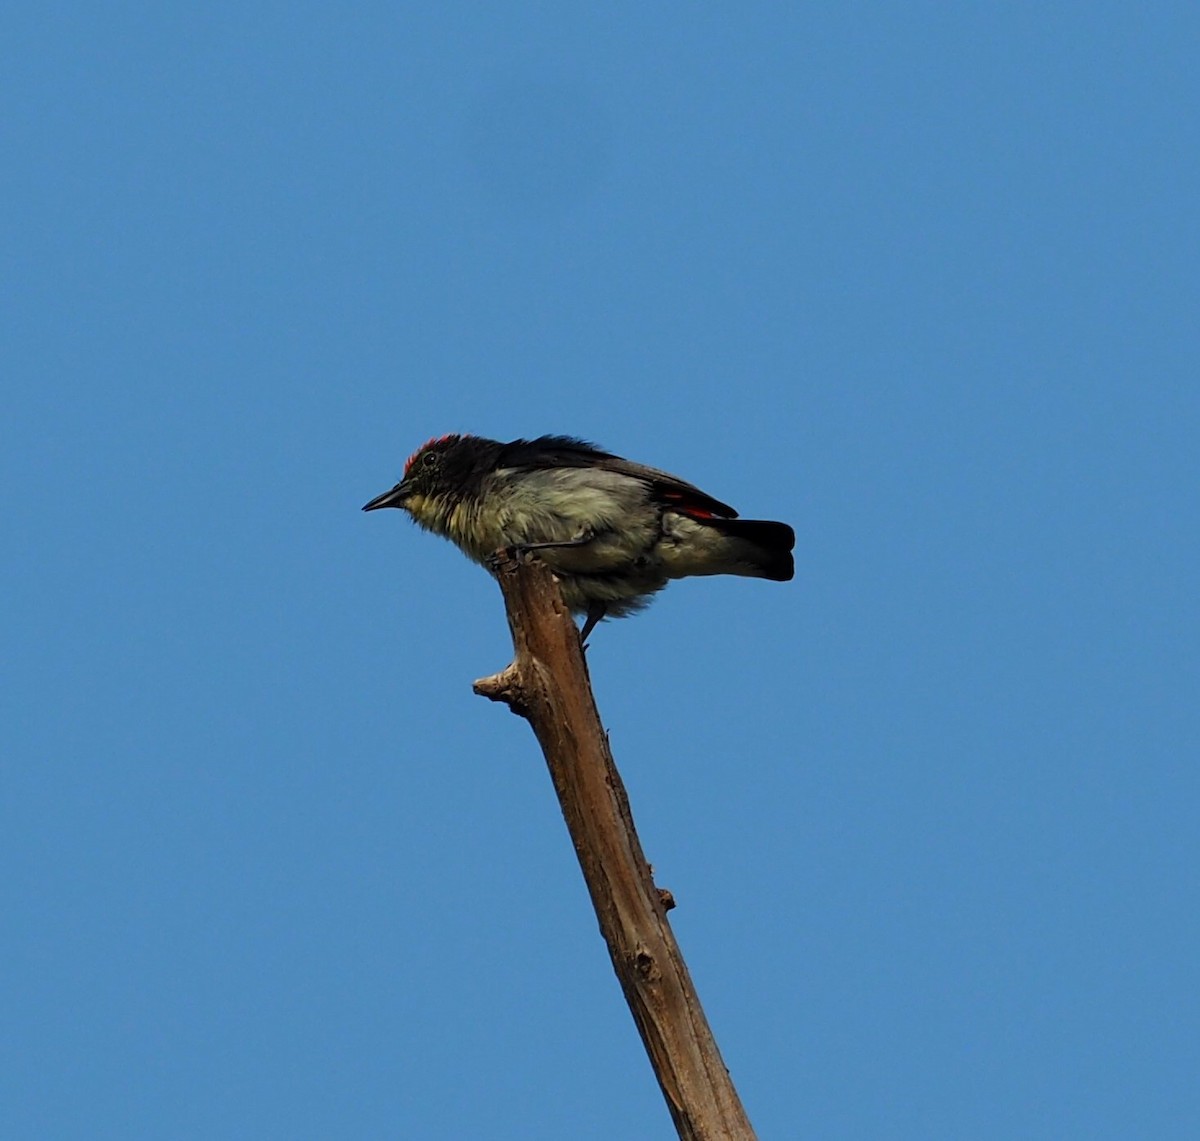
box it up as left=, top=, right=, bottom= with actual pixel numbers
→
left=362, top=434, right=794, bottom=641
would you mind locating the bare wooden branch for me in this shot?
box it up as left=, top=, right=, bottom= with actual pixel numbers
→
left=473, top=553, right=757, bottom=1141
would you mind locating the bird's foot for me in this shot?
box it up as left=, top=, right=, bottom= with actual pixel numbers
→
left=502, top=543, right=536, bottom=563
left=485, top=548, right=517, bottom=572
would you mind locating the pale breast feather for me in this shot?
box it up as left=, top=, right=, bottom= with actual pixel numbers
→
left=490, top=466, right=651, bottom=537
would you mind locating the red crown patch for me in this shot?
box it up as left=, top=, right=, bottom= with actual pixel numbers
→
left=404, top=434, right=459, bottom=475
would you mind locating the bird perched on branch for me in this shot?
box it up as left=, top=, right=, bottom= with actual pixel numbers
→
left=363, top=434, right=795, bottom=641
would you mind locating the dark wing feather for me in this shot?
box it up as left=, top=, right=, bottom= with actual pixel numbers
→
left=496, top=435, right=617, bottom=468
left=498, top=435, right=738, bottom=519
left=598, top=456, right=738, bottom=518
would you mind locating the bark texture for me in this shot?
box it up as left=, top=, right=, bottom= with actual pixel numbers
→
left=473, top=553, right=756, bottom=1141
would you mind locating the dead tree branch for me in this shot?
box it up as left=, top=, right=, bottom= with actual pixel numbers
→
left=473, top=553, right=757, bottom=1141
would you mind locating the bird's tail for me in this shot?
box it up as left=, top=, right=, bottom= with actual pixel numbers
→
left=672, top=516, right=795, bottom=581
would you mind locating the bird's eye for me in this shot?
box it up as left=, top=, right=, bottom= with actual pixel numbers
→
left=422, top=451, right=439, bottom=468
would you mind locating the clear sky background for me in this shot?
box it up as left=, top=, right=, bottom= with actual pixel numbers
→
left=3, top=5, right=1197, bottom=1139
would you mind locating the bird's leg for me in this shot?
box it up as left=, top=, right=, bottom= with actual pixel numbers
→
left=578, top=601, right=607, bottom=645
left=509, top=528, right=595, bottom=557
left=500, top=531, right=606, bottom=645
left=487, top=530, right=596, bottom=571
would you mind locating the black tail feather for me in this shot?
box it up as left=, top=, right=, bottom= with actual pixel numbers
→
left=704, top=517, right=795, bottom=581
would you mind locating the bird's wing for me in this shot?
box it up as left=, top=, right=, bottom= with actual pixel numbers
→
left=498, top=436, right=738, bottom=519
left=598, top=457, right=738, bottom=518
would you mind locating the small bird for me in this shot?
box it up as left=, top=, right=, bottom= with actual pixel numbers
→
left=363, top=434, right=795, bottom=640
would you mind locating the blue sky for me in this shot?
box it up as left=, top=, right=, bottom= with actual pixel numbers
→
left=3, top=4, right=1197, bottom=1138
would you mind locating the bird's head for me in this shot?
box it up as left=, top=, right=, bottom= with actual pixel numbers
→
left=362, top=434, right=492, bottom=532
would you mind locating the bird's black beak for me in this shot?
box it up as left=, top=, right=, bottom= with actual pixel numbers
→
left=362, top=482, right=411, bottom=512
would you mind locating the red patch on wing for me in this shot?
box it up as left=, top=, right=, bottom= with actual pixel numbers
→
left=404, top=434, right=458, bottom=475
left=661, top=490, right=717, bottom=519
